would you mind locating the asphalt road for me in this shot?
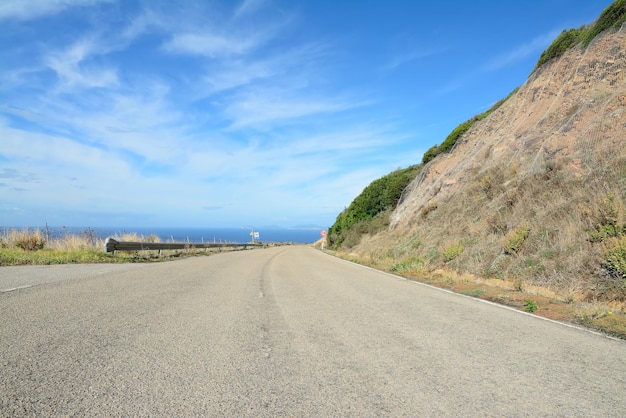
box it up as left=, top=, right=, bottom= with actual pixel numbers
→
left=1, top=246, right=625, bottom=416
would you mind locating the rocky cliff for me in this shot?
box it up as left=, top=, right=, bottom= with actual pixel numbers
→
left=352, top=27, right=626, bottom=301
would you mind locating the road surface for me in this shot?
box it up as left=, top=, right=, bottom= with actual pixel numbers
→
left=1, top=246, right=625, bottom=416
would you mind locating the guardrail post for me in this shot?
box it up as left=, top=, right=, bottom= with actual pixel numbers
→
left=104, top=237, right=118, bottom=254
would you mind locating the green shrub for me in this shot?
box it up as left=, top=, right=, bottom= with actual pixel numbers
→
left=420, top=88, right=517, bottom=165
left=534, top=0, right=626, bottom=71
left=441, top=242, right=464, bottom=262
left=604, top=236, right=626, bottom=283
left=580, top=0, right=626, bottom=48
left=535, top=27, right=585, bottom=69
left=524, top=299, right=538, bottom=313
left=422, top=145, right=441, bottom=164
left=329, top=165, right=421, bottom=248
left=390, top=257, right=424, bottom=273
left=503, top=225, right=531, bottom=255
left=588, top=195, right=625, bottom=242
left=440, top=120, right=473, bottom=153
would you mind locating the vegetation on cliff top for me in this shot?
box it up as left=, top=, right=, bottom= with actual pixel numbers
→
left=534, top=0, right=626, bottom=70
left=421, top=88, right=518, bottom=165
left=328, top=0, right=626, bottom=313
left=330, top=0, right=626, bottom=255
left=328, top=165, right=420, bottom=248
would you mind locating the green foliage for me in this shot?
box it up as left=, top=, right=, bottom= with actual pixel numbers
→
left=503, top=225, right=531, bottom=255
left=422, top=145, right=441, bottom=164
left=603, top=237, right=626, bottom=285
left=580, top=0, right=626, bottom=48
left=535, top=27, right=586, bottom=69
left=524, top=299, right=538, bottom=313
left=0, top=248, right=118, bottom=265
left=588, top=195, right=625, bottom=242
left=390, top=257, right=424, bottom=273
left=329, top=165, right=421, bottom=248
left=534, top=0, right=626, bottom=70
left=421, top=88, right=517, bottom=165
left=441, top=242, right=464, bottom=262
left=440, top=120, right=473, bottom=153
left=589, top=223, right=625, bottom=242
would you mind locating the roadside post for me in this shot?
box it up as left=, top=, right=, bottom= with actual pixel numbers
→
left=320, top=229, right=327, bottom=250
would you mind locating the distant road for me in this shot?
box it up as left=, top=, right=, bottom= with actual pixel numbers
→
left=1, top=246, right=625, bottom=416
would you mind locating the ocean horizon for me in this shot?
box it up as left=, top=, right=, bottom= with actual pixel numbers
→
left=3, top=226, right=326, bottom=244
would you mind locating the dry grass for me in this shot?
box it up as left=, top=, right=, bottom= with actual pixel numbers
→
left=1, top=228, right=108, bottom=250
left=47, top=233, right=104, bottom=250
left=0, top=228, right=215, bottom=266
left=337, top=250, right=626, bottom=339
left=1, top=228, right=47, bottom=251
left=338, top=32, right=626, bottom=338
left=111, top=232, right=161, bottom=243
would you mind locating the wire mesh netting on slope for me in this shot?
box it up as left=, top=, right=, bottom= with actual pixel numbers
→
left=382, top=27, right=626, bottom=301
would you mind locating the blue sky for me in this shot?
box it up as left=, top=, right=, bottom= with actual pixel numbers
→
left=0, top=0, right=614, bottom=229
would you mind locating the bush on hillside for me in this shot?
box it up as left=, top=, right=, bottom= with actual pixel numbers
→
left=535, top=27, right=586, bottom=69
left=580, top=0, right=626, bottom=47
left=329, top=166, right=420, bottom=248
left=534, top=0, right=626, bottom=70
left=421, top=88, right=517, bottom=165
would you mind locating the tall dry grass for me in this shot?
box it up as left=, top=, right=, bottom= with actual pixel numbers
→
left=0, top=228, right=163, bottom=252
left=353, top=147, right=626, bottom=303
left=0, top=228, right=47, bottom=251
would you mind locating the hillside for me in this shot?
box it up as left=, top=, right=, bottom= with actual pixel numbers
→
left=329, top=2, right=626, bottom=331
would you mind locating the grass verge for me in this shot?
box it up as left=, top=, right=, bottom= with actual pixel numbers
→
left=0, top=228, right=221, bottom=266
left=335, top=251, right=626, bottom=340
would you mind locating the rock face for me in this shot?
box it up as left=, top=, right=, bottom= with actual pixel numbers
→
left=356, top=27, right=626, bottom=299
left=393, top=28, right=625, bottom=229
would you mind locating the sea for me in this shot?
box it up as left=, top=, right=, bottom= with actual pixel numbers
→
left=5, top=226, right=325, bottom=244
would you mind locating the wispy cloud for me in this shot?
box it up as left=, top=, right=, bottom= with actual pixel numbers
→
left=162, top=5, right=289, bottom=59
left=382, top=47, right=442, bottom=72
left=0, top=0, right=113, bottom=21
left=163, top=32, right=262, bottom=58
left=223, top=89, right=370, bottom=129
left=0, top=0, right=416, bottom=227
left=233, top=0, right=268, bottom=19
left=200, top=42, right=329, bottom=94
left=483, top=30, right=560, bottom=72
left=45, top=37, right=119, bottom=89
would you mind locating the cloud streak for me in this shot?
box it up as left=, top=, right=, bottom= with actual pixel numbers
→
left=4, top=0, right=590, bottom=228
left=483, top=30, right=560, bottom=72
left=0, top=0, right=114, bottom=21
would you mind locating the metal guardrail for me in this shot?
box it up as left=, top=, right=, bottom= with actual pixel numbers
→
left=104, top=237, right=263, bottom=254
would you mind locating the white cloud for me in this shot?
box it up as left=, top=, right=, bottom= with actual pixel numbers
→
left=0, top=0, right=413, bottom=227
left=200, top=42, right=329, bottom=94
left=223, top=88, right=369, bottom=128
left=0, top=0, right=113, bottom=21
left=233, top=0, right=268, bottom=19
left=43, top=34, right=125, bottom=90
left=483, top=30, right=560, bottom=72
left=164, top=32, right=260, bottom=58
left=382, top=47, right=442, bottom=72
